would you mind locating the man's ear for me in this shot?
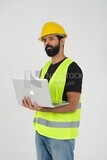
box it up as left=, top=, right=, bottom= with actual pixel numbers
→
left=60, top=38, right=65, bottom=46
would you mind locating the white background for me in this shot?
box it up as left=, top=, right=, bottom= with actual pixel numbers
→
left=0, top=0, right=107, bottom=159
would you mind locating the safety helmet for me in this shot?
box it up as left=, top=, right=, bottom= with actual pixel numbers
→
left=38, top=21, right=68, bottom=41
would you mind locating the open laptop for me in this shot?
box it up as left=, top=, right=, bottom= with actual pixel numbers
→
left=12, top=78, right=68, bottom=108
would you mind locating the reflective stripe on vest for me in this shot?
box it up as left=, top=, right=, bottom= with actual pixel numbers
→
left=34, top=118, right=80, bottom=128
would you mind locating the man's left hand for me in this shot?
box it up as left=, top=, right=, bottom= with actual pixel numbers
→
left=22, top=96, right=42, bottom=111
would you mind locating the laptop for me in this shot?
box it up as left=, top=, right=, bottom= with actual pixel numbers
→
left=12, top=78, right=68, bottom=108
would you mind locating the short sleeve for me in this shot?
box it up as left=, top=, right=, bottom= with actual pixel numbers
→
left=65, top=62, right=83, bottom=93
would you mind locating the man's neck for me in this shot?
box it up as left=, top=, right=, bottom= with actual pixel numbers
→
left=51, top=54, right=66, bottom=64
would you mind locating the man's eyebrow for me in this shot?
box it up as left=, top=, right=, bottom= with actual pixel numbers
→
left=44, top=35, right=55, bottom=39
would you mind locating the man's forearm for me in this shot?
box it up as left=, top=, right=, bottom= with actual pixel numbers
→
left=41, top=103, right=77, bottom=113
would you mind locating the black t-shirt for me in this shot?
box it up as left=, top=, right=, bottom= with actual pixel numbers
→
left=43, top=57, right=83, bottom=101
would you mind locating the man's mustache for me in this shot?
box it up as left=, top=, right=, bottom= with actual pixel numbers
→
left=45, top=45, right=53, bottom=50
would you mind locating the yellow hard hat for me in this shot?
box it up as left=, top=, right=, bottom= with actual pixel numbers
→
left=38, top=21, right=68, bottom=41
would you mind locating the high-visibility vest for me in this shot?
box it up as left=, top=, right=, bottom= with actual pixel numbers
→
left=33, top=58, right=81, bottom=139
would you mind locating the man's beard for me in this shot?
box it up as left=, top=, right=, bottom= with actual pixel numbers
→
left=45, top=43, right=60, bottom=57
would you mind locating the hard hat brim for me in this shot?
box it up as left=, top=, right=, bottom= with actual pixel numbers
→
left=38, top=33, right=68, bottom=42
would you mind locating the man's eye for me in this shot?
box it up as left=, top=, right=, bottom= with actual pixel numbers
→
left=43, top=39, right=46, bottom=42
left=49, top=38, right=54, bottom=41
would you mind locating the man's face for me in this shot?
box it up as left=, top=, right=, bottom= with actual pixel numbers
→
left=42, top=35, right=60, bottom=57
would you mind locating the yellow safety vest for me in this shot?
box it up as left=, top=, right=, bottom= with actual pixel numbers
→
left=33, top=58, right=81, bottom=139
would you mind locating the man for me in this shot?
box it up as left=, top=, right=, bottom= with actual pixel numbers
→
left=22, top=21, right=83, bottom=160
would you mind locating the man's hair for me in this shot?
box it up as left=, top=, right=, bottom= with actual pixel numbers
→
left=56, top=35, right=64, bottom=41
